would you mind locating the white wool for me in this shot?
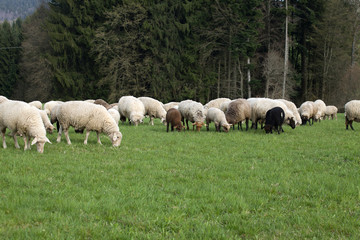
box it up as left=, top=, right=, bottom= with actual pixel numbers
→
left=118, top=96, right=145, bottom=126
left=138, top=96, right=167, bottom=125
left=206, top=107, right=231, bottom=131
left=0, top=100, right=50, bottom=153
left=36, top=108, right=55, bottom=133
left=219, top=100, right=232, bottom=112
left=299, top=101, right=316, bottom=121
left=205, top=98, right=231, bottom=110
left=314, top=99, right=326, bottom=120
left=108, top=108, right=120, bottom=125
left=57, top=101, right=122, bottom=146
left=0, top=95, right=9, bottom=104
left=28, top=100, right=42, bottom=110
left=178, top=100, right=206, bottom=123
left=163, top=102, right=179, bottom=112
left=276, top=99, right=302, bottom=125
left=44, top=100, right=63, bottom=115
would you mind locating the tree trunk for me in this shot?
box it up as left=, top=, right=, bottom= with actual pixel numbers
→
left=282, top=0, right=289, bottom=99
left=247, top=57, right=251, bottom=98
left=237, top=59, right=243, bottom=98
left=217, top=61, right=221, bottom=98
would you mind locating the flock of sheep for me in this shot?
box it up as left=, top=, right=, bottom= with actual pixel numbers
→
left=1, top=94, right=359, bottom=154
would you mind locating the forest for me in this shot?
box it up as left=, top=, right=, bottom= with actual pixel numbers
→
left=0, top=0, right=359, bottom=107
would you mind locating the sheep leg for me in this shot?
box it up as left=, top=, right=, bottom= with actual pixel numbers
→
left=206, top=121, right=210, bottom=131
left=167, top=123, right=169, bottom=132
left=149, top=117, right=154, bottom=126
left=1, top=128, right=7, bottom=149
left=13, top=134, right=20, bottom=149
left=64, top=129, right=71, bottom=145
left=239, top=122, right=242, bottom=131
left=84, top=130, right=90, bottom=144
left=56, top=125, right=63, bottom=143
left=96, top=132, right=102, bottom=145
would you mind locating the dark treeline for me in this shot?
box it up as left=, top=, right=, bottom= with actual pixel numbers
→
left=0, top=0, right=359, bottom=107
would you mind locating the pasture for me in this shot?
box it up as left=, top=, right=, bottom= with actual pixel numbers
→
left=0, top=113, right=359, bottom=239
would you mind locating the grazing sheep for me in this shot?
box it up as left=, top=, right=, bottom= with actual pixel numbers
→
left=166, top=108, right=184, bottom=132
left=138, top=96, right=167, bottom=125
left=108, top=108, right=120, bottom=125
left=56, top=101, right=122, bottom=146
left=250, top=98, right=295, bottom=129
left=38, top=109, right=55, bottom=134
left=178, top=100, right=206, bottom=131
left=44, top=100, right=63, bottom=115
left=28, top=100, right=42, bottom=110
left=118, top=96, right=145, bottom=126
left=264, top=107, right=285, bottom=134
left=314, top=99, right=326, bottom=121
left=205, top=98, right=231, bottom=110
left=164, top=102, right=179, bottom=111
left=325, top=105, right=338, bottom=120
left=0, top=100, right=51, bottom=153
left=225, top=99, right=251, bottom=131
left=206, top=107, right=231, bottom=132
left=298, top=101, right=316, bottom=125
left=94, top=99, right=111, bottom=109
left=345, top=100, right=360, bottom=130
left=276, top=99, right=302, bottom=125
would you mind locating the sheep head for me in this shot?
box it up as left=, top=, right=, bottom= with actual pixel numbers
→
left=31, top=135, right=51, bottom=153
left=192, top=122, right=205, bottom=132
left=109, top=131, right=122, bottom=147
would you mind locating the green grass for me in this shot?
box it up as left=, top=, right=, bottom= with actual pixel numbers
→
left=0, top=114, right=359, bottom=239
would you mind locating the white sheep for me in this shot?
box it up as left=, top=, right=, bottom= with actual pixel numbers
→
left=219, top=100, right=232, bottom=113
left=205, top=98, right=231, bottom=110
left=164, top=102, right=179, bottom=111
left=118, top=96, right=145, bottom=126
left=138, top=96, right=167, bottom=125
left=206, top=107, right=231, bottom=132
left=44, top=100, right=63, bottom=115
left=250, top=98, right=296, bottom=129
left=37, top=109, right=55, bottom=134
left=345, top=100, right=360, bottom=130
left=314, top=99, right=326, bottom=121
left=324, top=105, right=338, bottom=120
left=276, top=99, right=302, bottom=125
left=28, top=100, right=42, bottom=110
left=298, top=101, right=316, bottom=125
left=56, top=101, right=122, bottom=146
left=178, top=100, right=206, bottom=131
left=0, top=100, right=51, bottom=153
left=108, top=108, right=120, bottom=125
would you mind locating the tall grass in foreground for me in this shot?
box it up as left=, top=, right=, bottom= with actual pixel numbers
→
left=0, top=114, right=359, bottom=239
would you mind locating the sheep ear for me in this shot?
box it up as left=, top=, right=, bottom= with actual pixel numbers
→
left=46, top=137, right=52, bottom=144
left=31, top=137, right=38, bottom=145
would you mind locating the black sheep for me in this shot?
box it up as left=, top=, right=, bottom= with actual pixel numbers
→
left=264, top=107, right=285, bottom=134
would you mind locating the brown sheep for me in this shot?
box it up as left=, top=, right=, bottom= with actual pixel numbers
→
left=94, top=99, right=111, bottom=109
left=225, top=99, right=251, bottom=131
left=166, top=108, right=184, bottom=132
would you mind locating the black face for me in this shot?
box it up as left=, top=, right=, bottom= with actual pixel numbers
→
left=301, top=116, right=308, bottom=125
left=289, top=118, right=296, bottom=129
left=264, top=124, right=272, bottom=134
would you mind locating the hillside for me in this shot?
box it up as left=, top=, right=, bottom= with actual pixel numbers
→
left=0, top=0, right=48, bottom=22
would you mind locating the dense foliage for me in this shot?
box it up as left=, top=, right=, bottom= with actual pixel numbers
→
left=0, top=0, right=359, bottom=106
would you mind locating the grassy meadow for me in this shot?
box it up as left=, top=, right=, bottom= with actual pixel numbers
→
left=0, top=113, right=359, bottom=239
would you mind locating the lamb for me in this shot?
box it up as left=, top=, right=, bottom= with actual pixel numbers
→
left=28, top=100, right=42, bottom=109
left=345, top=100, right=360, bottom=130
left=118, top=96, right=145, bottom=126
left=138, top=96, right=167, bottom=125
left=166, top=108, right=185, bottom=132
left=314, top=99, right=326, bottom=121
left=250, top=98, right=296, bottom=129
left=324, top=105, right=338, bottom=120
left=56, top=101, right=122, bottom=146
left=298, top=101, right=316, bottom=125
left=225, top=99, right=251, bottom=131
left=178, top=100, right=206, bottom=131
left=164, top=102, right=179, bottom=111
left=264, top=107, right=285, bottom=134
left=0, top=100, right=51, bottom=153
left=205, top=98, right=231, bottom=110
left=108, top=108, right=120, bottom=125
left=276, top=99, right=302, bottom=125
left=44, top=100, right=63, bottom=115
left=206, top=107, right=231, bottom=132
